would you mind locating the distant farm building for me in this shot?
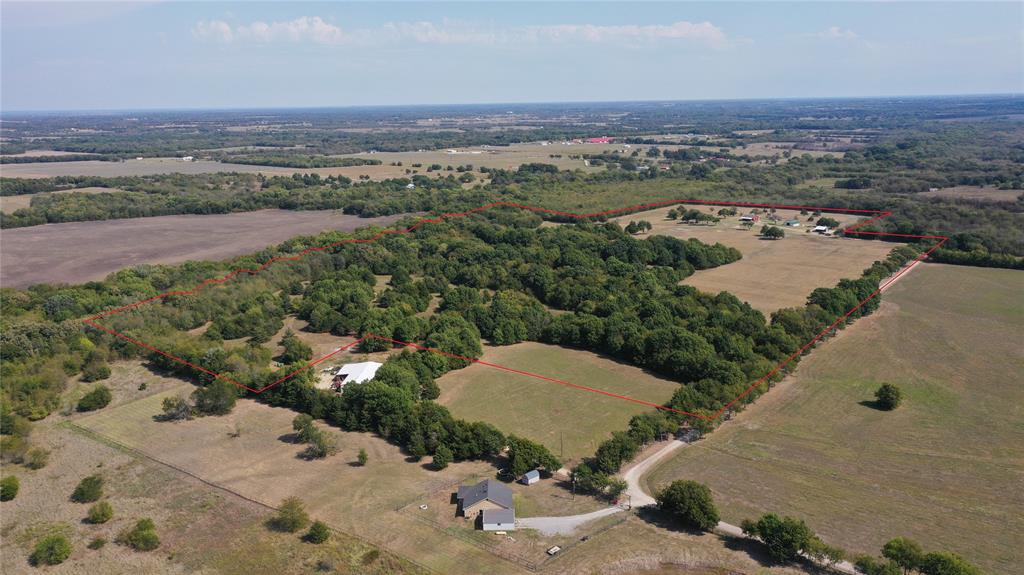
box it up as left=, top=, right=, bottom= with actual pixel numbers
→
left=322, top=361, right=382, bottom=392
left=520, top=470, right=540, bottom=485
left=813, top=225, right=830, bottom=234
left=456, top=479, right=514, bottom=522
left=785, top=219, right=801, bottom=227
left=739, top=213, right=760, bottom=223
left=586, top=137, right=613, bottom=144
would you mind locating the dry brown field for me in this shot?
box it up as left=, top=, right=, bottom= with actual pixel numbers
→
left=609, top=205, right=896, bottom=313
left=65, top=366, right=812, bottom=574
left=1, top=362, right=424, bottom=575
left=437, top=342, right=680, bottom=464
left=918, top=185, right=1023, bottom=202
left=0, top=209, right=407, bottom=288
left=0, top=186, right=125, bottom=214
left=644, top=264, right=1024, bottom=574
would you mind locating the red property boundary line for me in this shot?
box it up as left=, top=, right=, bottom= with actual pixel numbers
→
left=83, top=199, right=948, bottom=421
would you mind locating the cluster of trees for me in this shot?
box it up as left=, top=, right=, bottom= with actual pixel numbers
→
left=668, top=208, right=719, bottom=224
left=292, top=414, right=339, bottom=459
left=856, top=537, right=981, bottom=575
left=573, top=412, right=675, bottom=499
left=741, top=513, right=846, bottom=566
left=624, top=220, right=652, bottom=234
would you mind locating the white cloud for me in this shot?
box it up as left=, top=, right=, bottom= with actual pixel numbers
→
left=192, top=18, right=728, bottom=48
left=526, top=21, right=728, bottom=47
left=811, top=26, right=859, bottom=41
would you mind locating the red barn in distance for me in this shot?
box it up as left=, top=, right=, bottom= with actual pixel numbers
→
left=585, top=137, right=613, bottom=144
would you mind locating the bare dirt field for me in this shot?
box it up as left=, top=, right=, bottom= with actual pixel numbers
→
left=0, top=158, right=294, bottom=178
left=644, top=264, right=1024, bottom=574
left=918, top=185, right=1023, bottom=202
left=610, top=205, right=896, bottom=312
left=0, top=209, right=407, bottom=288
left=436, top=342, right=680, bottom=464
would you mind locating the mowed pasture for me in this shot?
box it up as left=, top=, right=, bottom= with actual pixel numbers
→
left=644, top=264, right=1024, bottom=574
left=610, top=205, right=895, bottom=312
left=0, top=209, right=407, bottom=288
left=436, top=342, right=681, bottom=463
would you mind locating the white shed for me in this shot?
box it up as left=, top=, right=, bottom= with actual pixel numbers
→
left=520, top=470, right=541, bottom=485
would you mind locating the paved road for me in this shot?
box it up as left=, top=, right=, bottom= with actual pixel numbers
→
left=516, top=506, right=624, bottom=536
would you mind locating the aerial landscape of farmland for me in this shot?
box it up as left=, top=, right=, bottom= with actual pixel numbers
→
left=1, top=2, right=1021, bottom=575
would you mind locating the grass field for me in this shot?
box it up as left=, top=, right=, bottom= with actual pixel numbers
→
left=918, top=185, right=1023, bottom=202
left=609, top=205, right=896, bottom=312
left=644, top=264, right=1024, bottom=573
left=436, top=342, right=681, bottom=463
left=0, top=210, right=406, bottom=288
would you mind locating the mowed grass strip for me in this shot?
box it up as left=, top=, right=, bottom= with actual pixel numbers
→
left=645, top=264, right=1024, bottom=574
left=437, top=342, right=681, bottom=463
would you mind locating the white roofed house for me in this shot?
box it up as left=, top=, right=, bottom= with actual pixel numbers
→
left=322, top=361, right=382, bottom=392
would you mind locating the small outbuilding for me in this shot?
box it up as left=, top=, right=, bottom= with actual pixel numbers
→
left=519, top=470, right=541, bottom=485
left=813, top=225, right=830, bottom=234
left=784, top=219, right=801, bottom=227
left=481, top=508, right=516, bottom=532
left=739, top=213, right=760, bottom=223
left=325, top=361, right=383, bottom=392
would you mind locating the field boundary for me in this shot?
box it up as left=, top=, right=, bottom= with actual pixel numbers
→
left=83, top=199, right=949, bottom=422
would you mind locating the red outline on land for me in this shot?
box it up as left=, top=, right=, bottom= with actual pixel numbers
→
left=83, top=199, right=948, bottom=421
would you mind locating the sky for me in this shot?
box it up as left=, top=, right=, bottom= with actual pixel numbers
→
left=1, top=1, right=1021, bottom=111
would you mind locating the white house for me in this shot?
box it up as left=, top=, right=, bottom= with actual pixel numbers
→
left=327, top=361, right=383, bottom=392
left=813, top=225, right=830, bottom=234
left=181, top=156, right=194, bottom=162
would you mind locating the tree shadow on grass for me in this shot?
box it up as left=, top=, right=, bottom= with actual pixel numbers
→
left=858, top=399, right=887, bottom=411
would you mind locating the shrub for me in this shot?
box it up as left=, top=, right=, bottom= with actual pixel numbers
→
left=0, top=475, right=19, bottom=501
left=875, top=383, right=903, bottom=410
left=160, top=395, right=192, bottom=420
left=305, top=520, right=330, bottom=544
left=77, top=385, right=112, bottom=412
left=87, top=501, right=114, bottom=524
left=81, top=361, right=111, bottom=382
left=191, top=379, right=237, bottom=415
left=71, top=474, right=104, bottom=503
left=25, top=447, right=50, bottom=470
left=431, top=444, right=452, bottom=470
left=270, top=497, right=309, bottom=532
left=357, top=448, right=368, bottom=466
left=87, top=536, right=107, bottom=550
left=119, top=518, right=160, bottom=551
left=656, top=480, right=720, bottom=531
left=30, top=534, right=72, bottom=566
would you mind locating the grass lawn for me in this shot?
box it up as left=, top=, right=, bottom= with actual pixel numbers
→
left=645, top=264, right=1024, bottom=573
left=436, top=342, right=681, bottom=464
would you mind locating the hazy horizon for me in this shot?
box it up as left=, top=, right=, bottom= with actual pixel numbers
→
left=3, top=1, right=1021, bottom=112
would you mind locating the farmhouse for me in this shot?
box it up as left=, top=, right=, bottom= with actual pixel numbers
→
left=739, top=213, right=760, bottom=223
left=520, top=470, right=540, bottom=485
left=813, top=225, right=830, bottom=234
left=456, top=479, right=514, bottom=518
left=586, top=136, right=613, bottom=144
left=785, top=219, right=801, bottom=227
left=324, top=361, right=382, bottom=392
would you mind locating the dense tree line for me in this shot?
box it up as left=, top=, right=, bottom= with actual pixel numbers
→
left=226, top=155, right=383, bottom=168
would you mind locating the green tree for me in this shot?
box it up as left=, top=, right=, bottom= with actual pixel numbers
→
left=71, top=474, right=104, bottom=503
left=87, top=501, right=114, bottom=524
left=875, top=383, right=903, bottom=410
left=120, top=518, right=160, bottom=551
left=191, top=379, right=237, bottom=415
left=655, top=480, right=720, bottom=531
left=506, top=435, right=561, bottom=477
left=160, top=395, right=192, bottom=420
left=882, top=537, right=923, bottom=574
left=854, top=555, right=902, bottom=575
left=0, top=475, right=19, bottom=501
left=303, top=429, right=338, bottom=459
left=271, top=497, right=310, bottom=532
left=741, top=513, right=814, bottom=563
left=279, top=329, right=313, bottom=364
left=357, top=448, right=368, bottom=466
left=432, top=444, right=453, bottom=470
left=760, top=225, right=785, bottom=239
left=305, top=520, right=330, bottom=544
left=30, top=534, right=72, bottom=566
left=76, top=385, right=112, bottom=412
left=919, top=551, right=981, bottom=575
left=292, top=414, right=317, bottom=443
